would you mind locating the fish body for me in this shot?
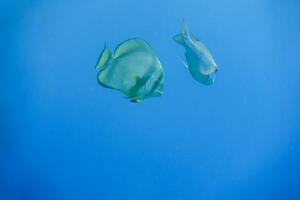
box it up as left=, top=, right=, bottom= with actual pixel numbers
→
left=96, top=38, right=164, bottom=102
left=174, top=22, right=218, bottom=85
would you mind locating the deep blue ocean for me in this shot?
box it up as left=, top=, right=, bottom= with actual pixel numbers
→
left=1, top=0, right=300, bottom=199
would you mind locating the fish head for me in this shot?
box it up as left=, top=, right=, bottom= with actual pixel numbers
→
left=130, top=98, right=142, bottom=103
left=199, top=64, right=218, bottom=75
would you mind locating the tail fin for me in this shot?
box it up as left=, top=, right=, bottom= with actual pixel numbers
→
left=181, top=20, right=191, bottom=40
left=96, top=44, right=112, bottom=70
left=173, top=20, right=191, bottom=45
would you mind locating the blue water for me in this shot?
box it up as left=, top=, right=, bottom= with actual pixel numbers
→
left=1, top=0, right=300, bottom=199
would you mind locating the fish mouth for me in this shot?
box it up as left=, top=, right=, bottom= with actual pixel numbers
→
left=200, top=66, right=218, bottom=75
left=130, top=98, right=141, bottom=103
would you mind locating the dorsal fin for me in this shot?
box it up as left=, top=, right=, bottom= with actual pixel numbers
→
left=113, top=38, right=153, bottom=58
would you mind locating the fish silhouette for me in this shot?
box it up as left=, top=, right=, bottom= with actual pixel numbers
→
left=174, top=21, right=218, bottom=85
left=96, top=38, right=164, bottom=102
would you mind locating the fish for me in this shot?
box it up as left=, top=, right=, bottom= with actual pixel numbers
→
left=173, top=21, right=218, bottom=85
left=96, top=38, right=164, bottom=102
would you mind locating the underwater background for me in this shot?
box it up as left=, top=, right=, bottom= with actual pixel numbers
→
left=1, top=0, right=300, bottom=199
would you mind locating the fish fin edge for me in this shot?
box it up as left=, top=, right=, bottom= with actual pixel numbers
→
left=96, top=44, right=112, bottom=70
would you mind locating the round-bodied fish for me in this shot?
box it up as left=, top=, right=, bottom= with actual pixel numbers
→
left=96, top=38, right=164, bottom=102
left=173, top=22, right=218, bottom=85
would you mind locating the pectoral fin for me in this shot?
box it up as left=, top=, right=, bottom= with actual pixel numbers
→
left=179, top=57, right=189, bottom=69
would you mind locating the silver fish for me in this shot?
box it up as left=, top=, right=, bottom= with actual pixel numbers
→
left=174, top=22, right=218, bottom=85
